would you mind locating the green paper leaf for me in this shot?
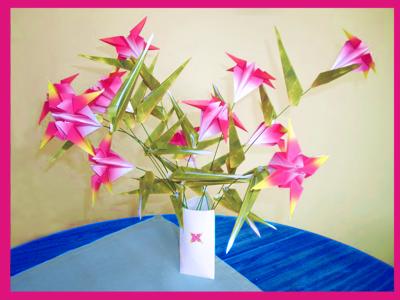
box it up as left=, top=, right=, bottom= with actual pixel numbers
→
left=123, top=179, right=172, bottom=195
left=49, top=141, right=74, bottom=163
left=130, top=54, right=159, bottom=111
left=170, top=167, right=251, bottom=183
left=202, top=153, right=228, bottom=173
left=151, top=105, right=167, bottom=121
left=212, top=84, right=224, bottom=100
left=170, top=191, right=184, bottom=228
left=107, top=47, right=150, bottom=132
left=145, top=109, right=174, bottom=147
left=169, top=93, right=199, bottom=148
left=275, top=27, right=303, bottom=106
left=148, top=147, right=211, bottom=156
left=153, top=118, right=184, bottom=148
left=135, top=59, right=190, bottom=123
left=139, top=171, right=155, bottom=214
left=259, top=86, right=276, bottom=125
left=228, top=109, right=245, bottom=171
left=219, top=188, right=269, bottom=226
left=226, top=167, right=270, bottom=253
left=311, top=64, right=360, bottom=88
left=79, top=54, right=134, bottom=70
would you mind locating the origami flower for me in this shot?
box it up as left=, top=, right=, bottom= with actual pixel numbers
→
left=100, top=17, right=158, bottom=60
left=89, top=134, right=134, bottom=204
left=253, top=121, right=328, bottom=217
left=183, top=97, right=246, bottom=142
left=227, top=53, right=275, bottom=102
left=39, top=81, right=103, bottom=155
left=169, top=127, right=200, bottom=146
left=332, top=30, right=375, bottom=76
left=86, top=70, right=126, bottom=114
left=247, top=122, right=287, bottom=150
left=38, top=73, right=79, bottom=124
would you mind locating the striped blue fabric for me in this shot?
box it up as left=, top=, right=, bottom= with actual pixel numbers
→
left=11, top=215, right=393, bottom=291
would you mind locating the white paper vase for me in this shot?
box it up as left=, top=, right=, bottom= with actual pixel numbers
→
left=179, top=197, right=215, bottom=279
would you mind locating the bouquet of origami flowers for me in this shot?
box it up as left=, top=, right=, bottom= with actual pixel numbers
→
left=38, top=17, right=375, bottom=279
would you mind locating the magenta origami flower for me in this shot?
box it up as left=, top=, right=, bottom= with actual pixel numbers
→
left=227, top=53, right=275, bottom=102
left=86, top=70, right=126, bottom=114
left=89, top=134, right=134, bottom=204
left=253, top=121, right=328, bottom=217
left=248, top=122, right=287, bottom=150
left=169, top=127, right=200, bottom=146
left=39, top=81, right=103, bottom=155
left=38, top=73, right=79, bottom=124
left=332, top=30, right=375, bottom=76
left=183, top=97, right=246, bottom=142
left=100, top=17, right=158, bottom=60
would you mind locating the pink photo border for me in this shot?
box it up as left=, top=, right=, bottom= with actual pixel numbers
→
left=0, top=0, right=398, bottom=299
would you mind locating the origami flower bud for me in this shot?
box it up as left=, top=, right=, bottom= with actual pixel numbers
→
left=183, top=97, right=246, bottom=142
left=169, top=127, right=200, bottom=147
left=227, top=53, right=275, bottom=102
left=39, top=81, right=103, bottom=155
left=86, top=71, right=126, bottom=114
left=38, top=73, right=79, bottom=124
left=253, top=120, right=328, bottom=218
left=248, top=122, right=287, bottom=150
left=332, top=30, right=375, bottom=76
left=100, top=17, right=158, bottom=60
left=89, top=134, right=134, bottom=205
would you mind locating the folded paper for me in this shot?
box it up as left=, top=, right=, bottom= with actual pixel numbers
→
left=332, top=30, right=375, bottom=76
left=227, top=53, right=275, bottom=102
left=252, top=120, right=328, bottom=217
left=180, top=197, right=215, bottom=279
left=39, top=81, right=102, bottom=155
left=89, top=134, right=134, bottom=204
left=183, top=97, right=246, bottom=142
left=248, top=122, right=287, bottom=150
left=101, top=17, right=158, bottom=60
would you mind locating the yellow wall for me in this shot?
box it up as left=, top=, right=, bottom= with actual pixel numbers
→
left=11, top=9, right=394, bottom=264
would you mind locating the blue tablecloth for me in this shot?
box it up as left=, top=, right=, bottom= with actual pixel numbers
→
left=11, top=215, right=393, bottom=291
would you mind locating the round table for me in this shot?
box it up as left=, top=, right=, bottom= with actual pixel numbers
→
left=11, top=215, right=393, bottom=291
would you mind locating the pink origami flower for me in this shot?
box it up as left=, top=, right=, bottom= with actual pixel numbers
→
left=100, top=17, right=158, bottom=60
left=248, top=122, right=287, bottom=150
left=253, top=121, right=328, bottom=217
left=86, top=70, right=126, bottom=114
left=39, top=81, right=103, bottom=155
left=227, top=53, right=275, bottom=102
left=169, top=127, right=200, bottom=147
left=89, top=134, right=134, bottom=204
left=183, top=97, right=247, bottom=142
left=38, top=73, right=79, bottom=124
left=332, top=30, right=375, bottom=76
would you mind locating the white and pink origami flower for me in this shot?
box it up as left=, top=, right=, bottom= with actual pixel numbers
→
left=332, top=30, right=375, bottom=76
left=38, top=73, right=78, bottom=124
left=89, top=134, right=134, bottom=204
left=183, top=97, right=246, bottom=142
left=253, top=121, right=328, bottom=217
left=100, top=17, right=158, bottom=60
left=39, top=79, right=103, bottom=155
left=248, top=122, right=287, bottom=150
left=227, top=53, right=275, bottom=102
left=86, top=70, right=126, bottom=114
